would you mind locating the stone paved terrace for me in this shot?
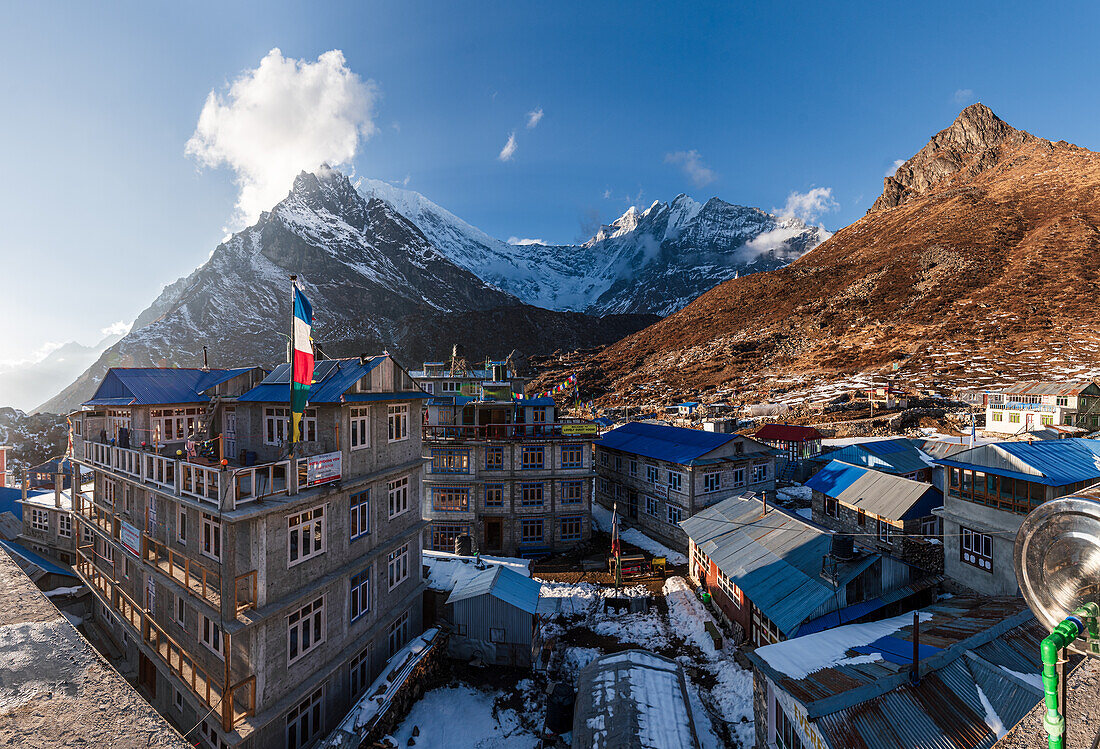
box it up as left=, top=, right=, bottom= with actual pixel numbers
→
left=997, top=657, right=1100, bottom=749
left=0, top=549, right=190, bottom=749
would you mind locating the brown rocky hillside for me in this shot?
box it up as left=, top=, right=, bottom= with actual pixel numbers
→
left=569, top=104, right=1100, bottom=405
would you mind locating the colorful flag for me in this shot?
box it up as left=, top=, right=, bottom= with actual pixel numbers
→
left=291, top=283, right=314, bottom=444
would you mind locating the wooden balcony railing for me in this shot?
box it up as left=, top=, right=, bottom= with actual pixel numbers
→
left=142, top=533, right=219, bottom=607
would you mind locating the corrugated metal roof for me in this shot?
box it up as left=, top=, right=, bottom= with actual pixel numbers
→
left=446, top=565, right=541, bottom=614
left=794, top=576, right=944, bottom=637
left=597, top=422, right=739, bottom=465
left=1003, top=380, right=1098, bottom=397
left=755, top=424, right=825, bottom=442
left=933, top=438, right=1100, bottom=486
left=84, top=367, right=255, bottom=406
left=237, top=357, right=387, bottom=404
left=815, top=438, right=932, bottom=476
left=0, top=539, right=75, bottom=577
left=807, top=461, right=942, bottom=521
left=679, top=495, right=878, bottom=637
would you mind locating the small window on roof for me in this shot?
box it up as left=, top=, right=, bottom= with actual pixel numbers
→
left=355, top=374, right=372, bottom=393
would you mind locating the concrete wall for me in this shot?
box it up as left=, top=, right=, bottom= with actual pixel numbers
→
left=939, top=494, right=1021, bottom=596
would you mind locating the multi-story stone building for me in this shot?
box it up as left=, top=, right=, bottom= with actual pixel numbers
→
left=984, top=380, right=1100, bottom=435
left=594, top=422, right=777, bottom=549
left=422, top=389, right=597, bottom=557
left=408, top=357, right=527, bottom=399
left=71, top=358, right=429, bottom=749
left=18, top=476, right=78, bottom=566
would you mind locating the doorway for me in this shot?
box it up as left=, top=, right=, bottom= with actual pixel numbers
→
left=485, top=518, right=503, bottom=551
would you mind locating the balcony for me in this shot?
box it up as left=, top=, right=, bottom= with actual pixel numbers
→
left=81, top=441, right=291, bottom=511
left=76, top=547, right=256, bottom=733
left=423, top=422, right=599, bottom=442
left=141, top=534, right=257, bottom=616
left=990, top=402, right=1058, bottom=413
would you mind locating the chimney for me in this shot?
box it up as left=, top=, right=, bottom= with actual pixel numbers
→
left=202, top=345, right=209, bottom=371
left=760, top=490, right=768, bottom=518
left=910, top=611, right=921, bottom=685
left=54, top=472, right=63, bottom=508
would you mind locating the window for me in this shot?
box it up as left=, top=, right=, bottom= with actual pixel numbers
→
left=1042, top=414, right=1054, bottom=426
left=440, top=380, right=461, bottom=394
left=350, top=647, right=370, bottom=697
left=667, top=504, right=683, bottom=525
left=646, top=465, right=659, bottom=484
left=432, top=487, right=469, bottom=512
left=521, top=519, right=544, bottom=544
left=388, top=543, right=409, bottom=589
left=485, top=446, right=504, bottom=470
left=532, top=408, right=547, bottom=424
left=521, top=483, right=544, bottom=507
left=703, top=473, right=720, bottom=493
left=877, top=518, right=894, bottom=543
left=992, top=411, right=1003, bottom=422
left=388, top=611, right=410, bottom=656
left=288, top=506, right=325, bottom=566
left=485, top=484, right=504, bottom=507
left=174, top=687, right=183, bottom=712
left=288, top=597, right=325, bottom=664
left=58, top=513, right=71, bottom=538
left=1057, top=396, right=1069, bottom=407
left=350, top=569, right=371, bottom=622
left=645, top=495, right=659, bottom=517
left=718, top=571, right=742, bottom=608
left=264, top=407, right=316, bottom=445
left=286, top=686, right=324, bottom=749
left=561, top=516, right=582, bottom=541
left=752, top=464, right=768, bottom=483
left=629, top=460, right=638, bottom=476
left=562, top=480, right=583, bottom=505
left=600, top=451, right=609, bottom=467
left=667, top=471, right=683, bottom=493
left=421, top=382, right=434, bottom=394
left=921, top=516, right=941, bottom=536
left=615, top=456, right=623, bottom=472
left=201, top=614, right=223, bottom=658
left=350, top=491, right=370, bottom=540
left=824, top=496, right=839, bottom=518
left=431, top=523, right=467, bottom=551
left=30, top=509, right=49, bottom=533
left=732, top=467, right=745, bottom=487
left=752, top=608, right=782, bottom=647
left=961, top=526, right=994, bottom=571
left=202, top=513, right=221, bottom=561
left=521, top=446, right=545, bottom=470
left=561, top=444, right=584, bottom=468
left=775, top=701, right=807, bottom=749
left=178, top=508, right=187, bottom=543
left=432, top=449, right=470, bottom=474
left=176, top=595, right=187, bottom=627
left=1009, top=412, right=1021, bottom=424
left=82, top=524, right=94, bottom=545
left=387, top=404, right=409, bottom=442
left=349, top=407, right=370, bottom=450
left=490, top=627, right=506, bottom=643
left=102, top=480, right=115, bottom=507
left=388, top=476, right=409, bottom=518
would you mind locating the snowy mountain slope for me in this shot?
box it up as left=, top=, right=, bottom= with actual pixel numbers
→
left=357, top=178, right=830, bottom=316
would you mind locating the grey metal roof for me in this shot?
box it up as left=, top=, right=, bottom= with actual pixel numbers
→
left=1003, top=380, right=1098, bottom=397
left=679, top=495, right=878, bottom=637
left=809, top=462, right=943, bottom=521
left=445, top=564, right=541, bottom=614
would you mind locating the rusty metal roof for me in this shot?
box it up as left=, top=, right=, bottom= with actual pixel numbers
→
left=1002, top=380, right=1098, bottom=397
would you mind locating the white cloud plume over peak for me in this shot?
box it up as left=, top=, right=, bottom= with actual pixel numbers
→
left=186, top=48, right=380, bottom=228
left=886, top=159, right=906, bottom=177
left=498, top=131, right=518, bottom=162
left=526, top=108, right=544, bottom=129
left=953, top=88, right=975, bottom=104
left=100, top=320, right=133, bottom=338
left=508, top=236, right=545, bottom=246
left=774, top=187, right=838, bottom=224
left=664, top=150, right=717, bottom=187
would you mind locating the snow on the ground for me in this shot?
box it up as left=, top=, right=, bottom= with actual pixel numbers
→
left=536, top=579, right=648, bottom=617
left=777, top=484, right=812, bottom=503
left=591, top=502, right=688, bottom=564
left=664, top=577, right=718, bottom=656
left=390, top=685, right=539, bottom=749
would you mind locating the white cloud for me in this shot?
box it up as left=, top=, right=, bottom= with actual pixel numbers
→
left=774, top=187, right=838, bottom=223
left=954, top=88, right=975, bottom=104
left=602, top=188, right=612, bottom=199
left=186, top=48, right=379, bottom=228
left=100, top=320, right=132, bottom=338
left=664, top=150, right=717, bottom=187
left=526, top=108, right=544, bottom=129
left=498, top=131, right=518, bottom=162
left=886, top=159, right=905, bottom=177
left=508, top=236, right=545, bottom=246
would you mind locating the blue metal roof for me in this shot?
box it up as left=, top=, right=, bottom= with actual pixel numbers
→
left=343, top=392, right=431, bottom=402
left=238, top=357, right=386, bottom=404
left=84, top=367, right=256, bottom=406
left=515, top=397, right=555, bottom=406
left=679, top=495, right=879, bottom=637
left=446, top=564, right=540, bottom=614
left=0, top=539, right=75, bottom=577
left=934, top=438, right=1100, bottom=487
left=0, top=488, right=43, bottom=520
left=805, top=460, right=868, bottom=497
left=597, top=421, right=737, bottom=465
left=816, top=438, right=932, bottom=475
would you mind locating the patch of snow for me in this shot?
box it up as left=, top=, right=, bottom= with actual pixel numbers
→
left=975, top=683, right=1007, bottom=739
left=591, top=503, right=687, bottom=565
left=1000, top=666, right=1043, bottom=691
left=390, top=685, right=539, bottom=749
left=777, top=485, right=812, bottom=503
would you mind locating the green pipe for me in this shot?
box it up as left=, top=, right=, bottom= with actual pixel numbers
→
left=1041, top=603, right=1099, bottom=749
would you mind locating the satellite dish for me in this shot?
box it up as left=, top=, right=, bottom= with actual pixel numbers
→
left=1015, top=494, right=1100, bottom=653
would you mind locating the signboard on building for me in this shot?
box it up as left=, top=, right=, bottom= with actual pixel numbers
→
left=121, top=520, right=141, bottom=557
left=304, top=452, right=342, bottom=487
left=562, top=423, right=599, bottom=435
left=769, top=678, right=829, bottom=749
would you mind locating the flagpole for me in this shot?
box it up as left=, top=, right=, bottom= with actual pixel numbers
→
left=289, top=274, right=297, bottom=453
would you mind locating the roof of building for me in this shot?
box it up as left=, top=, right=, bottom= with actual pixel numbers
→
left=909, top=438, right=976, bottom=461
left=805, top=461, right=943, bottom=521
left=679, top=495, right=879, bottom=637
left=747, top=596, right=1042, bottom=749
left=572, top=649, right=700, bottom=749
left=0, top=539, right=75, bottom=578
left=0, top=549, right=190, bottom=748
left=0, top=487, right=40, bottom=520
left=754, top=423, right=825, bottom=443
left=596, top=421, right=740, bottom=465
left=1002, top=380, right=1098, bottom=397
left=934, top=437, right=1100, bottom=487
left=814, top=438, right=933, bottom=475
left=21, top=488, right=74, bottom=512
left=84, top=367, right=256, bottom=407
left=422, top=549, right=531, bottom=593
left=445, top=563, right=541, bottom=614
left=238, top=357, right=427, bottom=404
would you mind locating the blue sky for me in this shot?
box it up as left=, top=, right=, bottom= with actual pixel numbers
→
left=4, top=1, right=1100, bottom=365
